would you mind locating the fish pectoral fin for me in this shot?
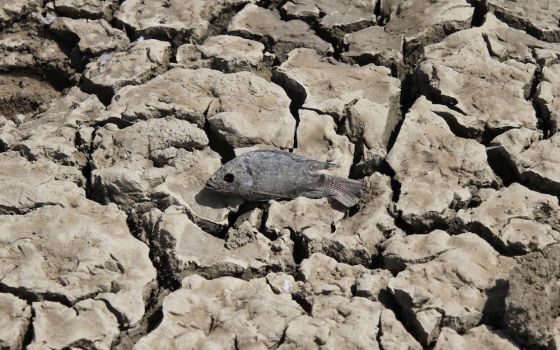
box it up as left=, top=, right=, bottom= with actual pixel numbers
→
left=249, top=189, right=290, bottom=199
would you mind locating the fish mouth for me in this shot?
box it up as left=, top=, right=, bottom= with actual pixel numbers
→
left=205, top=182, right=217, bottom=190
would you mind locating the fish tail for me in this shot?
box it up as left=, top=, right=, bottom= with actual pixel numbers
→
left=324, top=175, right=364, bottom=207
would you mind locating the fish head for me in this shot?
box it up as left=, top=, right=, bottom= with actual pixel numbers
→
left=205, top=161, right=249, bottom=195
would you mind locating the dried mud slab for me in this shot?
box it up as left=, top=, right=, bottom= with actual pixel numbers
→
left=267, top=257, right=420, bottom=350
left=274, top=48, right=400, bottom=120
left=0, top=27, right=76, bottom=85
left=0, top=197, right=157, bottom=326
left=176, top=35, right=271, bottom=73
left=228, top=4, right=332, bottom=61
left=385, top=230, right=515, bottom=345
left=458, top=183, right=560, bottom=254
left=0, top=152, right=84, bottom=214
left=281, top=296, right=419, bottom=350
left=0, top=0, right=41, bottom=27
left=295, top=253, right=392, bottom=304
left=504, top=244, right=560, bottom=349
left=481, top=14, right=560, bottom=64
left=514, top=132, right=560, bottom=196
left=108, top=68, right=295, bottom=149
left=136, top=271, right=419, bottom=350
left=0, top=156, right=155, bottom=326
left=133, top=275, right=305, bottom=349
left=342, top=26, right=404, bottom=77
left=265, top=197, right=345, bottom=238
left=281, top=0, right=377, bottom=40
left=0, top=72, right=60, bottom=117
left=386, top=97, right=499, bottom=231
left=274, top=48, right=400, bottom=171
left=266, top=173, right=401, bottom=266
left=29, top=300, right=119, bottom=350
left=138, top=205, right=294, bottom=280
left=50, top=17, right=129, bottom=55
left=90, top=118, right=242, bottom=231
left=4, top=0, right=560, bottom=347
left=434, top=325, right=520, bottom=350
left=82, top=39, right=171, bottom=103
left=53, top=0, right=113, bottom=20
left=0, top=87, right=105, bottom=168
left=487, top=127, right=543, bottom=182
left=205, top=71, right=295, bottom=149
left=295, top=109, right=354, bottom=177
left=107, top=68, right=218, bottom=126
left=0, top=294, right=31, bottom=349
left=536, top=64, right=560, bottom=134
left=115, top=0, right=253, bottom=42
left=486, top=0, right=560, bottom=42
left=385, top=0, right=473, bottom=60
left=417, top=16, right=539, bottom=140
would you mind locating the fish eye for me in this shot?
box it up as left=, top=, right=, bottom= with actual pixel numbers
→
left=223, top=173, right=235, bottom=183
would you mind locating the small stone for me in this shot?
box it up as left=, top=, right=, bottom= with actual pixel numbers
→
left=266, top=272, right=301, bottom=295
left=40, top=14, right=56, bottom=25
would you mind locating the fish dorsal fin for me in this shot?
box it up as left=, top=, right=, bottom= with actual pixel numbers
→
left=304, top=159, right=341, bottom=171
left=242, top=150, right=340, bottom=171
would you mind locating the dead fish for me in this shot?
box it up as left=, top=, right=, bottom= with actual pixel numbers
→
left=205, top=150, right=363, bottom=207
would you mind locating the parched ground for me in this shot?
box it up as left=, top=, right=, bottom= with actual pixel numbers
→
left=1, top=0, right=560, bottom=349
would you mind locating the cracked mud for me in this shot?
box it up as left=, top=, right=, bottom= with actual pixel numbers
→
left=1, top=0, right=560, bottom=349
